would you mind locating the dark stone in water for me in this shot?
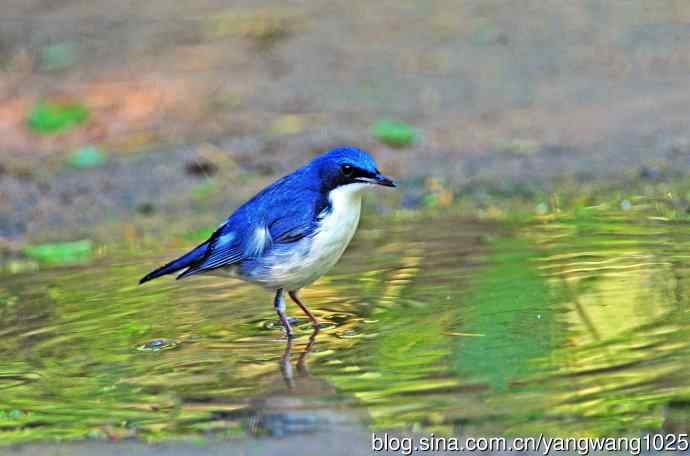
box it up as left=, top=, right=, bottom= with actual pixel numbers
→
left=639, top=166, right=661, bottom=180
left=254, top=412, right=325, bottom=437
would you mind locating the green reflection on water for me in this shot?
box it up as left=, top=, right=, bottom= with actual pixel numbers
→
left=2, top=209, right=690, bottom=443
left=452, top=237, right=559, bottom=391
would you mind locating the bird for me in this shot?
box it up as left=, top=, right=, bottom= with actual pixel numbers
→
left=139, top=146, right=396, bottom=337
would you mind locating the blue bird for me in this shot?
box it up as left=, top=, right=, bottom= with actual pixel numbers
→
left=139, top=146, right=396, bottom=337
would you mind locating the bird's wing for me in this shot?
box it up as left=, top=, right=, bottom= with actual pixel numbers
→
left=269, top=202, right=326, bottom=243
left=178, top=184, right=327, bottom=278
left=176, top=223, right=244, bottom=278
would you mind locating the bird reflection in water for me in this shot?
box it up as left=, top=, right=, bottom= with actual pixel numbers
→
left=247, top=328, right=341, bottom=437
left=280, top=328, right=319, bottom=390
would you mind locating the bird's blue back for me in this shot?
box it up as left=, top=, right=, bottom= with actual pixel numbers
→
left=179, top=147, right=375, bottom=277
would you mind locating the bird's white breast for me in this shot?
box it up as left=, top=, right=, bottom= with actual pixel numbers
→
left=310, top=183, right=365, bottom=265
left=263, top=182, right=367, bottom=290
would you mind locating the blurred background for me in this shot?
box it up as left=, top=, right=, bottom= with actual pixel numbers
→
left=3, top=0, right=690, bottom=246
left=5, top=0, right=690, bottom=450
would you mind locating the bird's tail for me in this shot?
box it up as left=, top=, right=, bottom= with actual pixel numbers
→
left=139, top=242, right=209, bottom=284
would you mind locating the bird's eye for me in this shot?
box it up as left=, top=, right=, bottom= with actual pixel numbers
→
left=341, top=164, right=354, bottom=177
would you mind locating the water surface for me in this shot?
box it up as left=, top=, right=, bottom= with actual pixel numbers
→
left=2, top=210, right=690, bottom=443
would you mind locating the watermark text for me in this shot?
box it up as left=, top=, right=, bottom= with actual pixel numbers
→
left=372, top=432, right=689, bottom=455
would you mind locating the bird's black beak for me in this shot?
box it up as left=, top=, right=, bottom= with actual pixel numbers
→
left=373, top=172, right=397, bottom=188
left=355, top=171, right=398, bottom=187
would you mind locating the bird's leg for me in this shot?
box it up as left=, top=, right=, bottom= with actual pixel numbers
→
left=274, top=288, right=294, bottom=338
left=288, top=290, right=320, bottom=332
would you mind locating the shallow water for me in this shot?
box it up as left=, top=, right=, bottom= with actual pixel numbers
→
left=2, top=209, right=690, bottom=443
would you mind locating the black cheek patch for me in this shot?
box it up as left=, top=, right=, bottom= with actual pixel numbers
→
left=351, top=167, right=375, bottom=180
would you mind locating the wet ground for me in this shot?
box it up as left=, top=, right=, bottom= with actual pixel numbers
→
left=3, top=1, right=690, bottom=245
left=4, top=205, right=690, bottom=451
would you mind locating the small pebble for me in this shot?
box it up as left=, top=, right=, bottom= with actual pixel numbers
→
left=185, top=160, right=218, bottom=177
left=136, top=338, right=180, bottom=352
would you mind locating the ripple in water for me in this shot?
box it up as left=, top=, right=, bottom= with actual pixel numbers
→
left=3, top=214, right=690, bottom=441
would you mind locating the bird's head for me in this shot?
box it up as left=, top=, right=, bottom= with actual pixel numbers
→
left=312, top=146, right=397, bottom=193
